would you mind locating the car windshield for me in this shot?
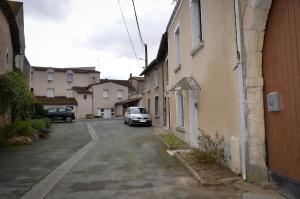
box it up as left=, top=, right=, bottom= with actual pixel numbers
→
left=131, top=108, right=147, bottom=114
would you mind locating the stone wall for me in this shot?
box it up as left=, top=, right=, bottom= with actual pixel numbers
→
left=242, top=0, right=272, bottom=181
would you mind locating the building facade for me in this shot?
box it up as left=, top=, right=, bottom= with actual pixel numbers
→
left=164, top=0, right=300, bottom=197
left=167, top=0, right=241, bottom=173
left=141, top=33, right=168, bottom=125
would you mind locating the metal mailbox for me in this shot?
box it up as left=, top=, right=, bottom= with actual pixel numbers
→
left=267, top=91, right=280, bottom=112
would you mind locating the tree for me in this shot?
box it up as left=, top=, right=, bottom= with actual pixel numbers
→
left=0, top=71, right=35, bottom=121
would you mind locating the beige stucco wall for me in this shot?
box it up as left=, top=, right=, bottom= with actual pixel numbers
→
left=142, top=62, right=166, bottom=124
left=168, top=0, right=241, bottom=165
left=31, top=69, right=100, bottom=97
left=74, top=92, right=92, bottom=119
left=91, top=82, right=128, bottom=116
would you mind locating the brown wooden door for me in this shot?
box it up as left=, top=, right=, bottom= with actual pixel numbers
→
left=263, top=0, right=300, bottom=182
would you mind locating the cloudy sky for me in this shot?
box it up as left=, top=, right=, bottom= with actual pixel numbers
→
left=22, top=0, right=175, bottom=79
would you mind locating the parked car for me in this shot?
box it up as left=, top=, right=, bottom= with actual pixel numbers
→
left=47, top=107, right=75, bottom=122
left=124, top=107, right=152, bottom=126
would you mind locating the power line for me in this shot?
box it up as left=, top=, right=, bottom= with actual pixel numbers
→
left=131, top=0, right=145, bottom=47
left=117, top=0, right=138, bottom=60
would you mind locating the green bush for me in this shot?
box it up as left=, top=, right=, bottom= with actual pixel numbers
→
left=196, top=131, right=225, bottom=164
left=31, top=118, right=51, bottom=131
left=32, top=103, right=47, bottom=119
left=0, top=120, right=36, bottom=140
left=43, top=118, right=51, bottom=129
left=0, top=71, right=36, bottom=121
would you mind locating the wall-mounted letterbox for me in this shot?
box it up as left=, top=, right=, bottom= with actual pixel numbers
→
left=267, top=91, right=280, bottom=112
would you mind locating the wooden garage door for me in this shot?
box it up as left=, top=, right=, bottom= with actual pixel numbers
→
left=263, top=0, right=300, bottom=181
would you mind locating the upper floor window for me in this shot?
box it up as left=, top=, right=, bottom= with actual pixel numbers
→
left=47, top=88, right=54, bottom=98
left=191, top=0, right=203, bottom=53
left=67, top=73, right=73, bottom=82
left=154, top=69, right=159, bottom=88
left=66, top=89, right=73, bottom=98
left=91, top=76, right=96, bottom=83
left=83, top=94, right=87, bottom=100
left=117, top=89, right=123, bottom=99
left=48, top=72, right=54, bottom=81
left=174, top=26, right=181, bottom=68
left=103, top=89, right=109, bottom=99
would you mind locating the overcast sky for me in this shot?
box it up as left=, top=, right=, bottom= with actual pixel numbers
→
left=22, top=0, right=175, bottom=79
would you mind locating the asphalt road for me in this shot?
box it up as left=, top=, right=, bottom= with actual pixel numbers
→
left=46, top=120, right=215, bottom=199
left=0, top=121, right=90, bottom=199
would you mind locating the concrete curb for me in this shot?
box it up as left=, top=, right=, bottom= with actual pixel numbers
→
left=21, top=123, right=99, bottom=199
left=174, top=152, right=240, bottom=186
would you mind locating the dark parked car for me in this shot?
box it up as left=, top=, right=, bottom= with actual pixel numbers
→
left=47, top=107, right=75, bottom=122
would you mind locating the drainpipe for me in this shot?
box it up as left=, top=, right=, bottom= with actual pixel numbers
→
left=234, top=0, right=248, bottom=180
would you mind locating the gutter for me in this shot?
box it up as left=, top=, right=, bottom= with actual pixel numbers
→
left=234, top=0, right=248, bottom=180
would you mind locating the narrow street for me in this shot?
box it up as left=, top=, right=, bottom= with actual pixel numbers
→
left=45, top=120, right=211, bottom=199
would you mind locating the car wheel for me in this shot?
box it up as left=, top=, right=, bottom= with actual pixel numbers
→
left=65, top=116, right=72, bottom=123
left=129, top=120, right=133, bottom=126
left=124, top=119, right=127, bottom=124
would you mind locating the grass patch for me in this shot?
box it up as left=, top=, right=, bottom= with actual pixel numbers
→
left=160, top=133, right=187, bottom=149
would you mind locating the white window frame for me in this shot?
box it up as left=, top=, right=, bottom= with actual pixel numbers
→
left=175, top=91, right=184, bottom=127
left=154, top=69, right=159, bottom=88
left=48, top=72, right=54, bottom=81
left=191, top=0, right=204, bottom=56
left=66, top=89, right=73, bottom=98
left=67, top=73, right=73, bottom=82
left=117, top=89, right=123, bottom=99
left=47, top=88, right=54, bottom=98
left=102, top=89, right=109, bottom=99
left=174, top=24, right=181, bottom=72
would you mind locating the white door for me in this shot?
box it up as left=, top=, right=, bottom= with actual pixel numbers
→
left=104, top=109, right=112, bottom=119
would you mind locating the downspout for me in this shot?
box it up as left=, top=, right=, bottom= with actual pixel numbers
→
left=234, top=0, right=248, bottom=180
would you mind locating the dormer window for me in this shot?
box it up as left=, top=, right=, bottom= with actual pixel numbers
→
left=48, top=72, right=54, bottom=81
left=67, top=73, right=73, bottom=82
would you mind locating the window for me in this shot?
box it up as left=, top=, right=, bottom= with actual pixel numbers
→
left=191, top=0, right=203, bottom=51
left=103, top=89, right=109, bottom=99
left=174, top=26, right=181, bottom=68
left=154, top=69, right=159, bottom=88
left=48, top=72, right=54, bottom=81
left=58, top=108, right=66, bottom=112
left=67, top=73, right=73, bottom=82
left=100, top=109, right=104, bottom=117
left=47, top=88, right=54, bottom=98
left=91, top=76, right=96, bottom=83
left=83, top=94, right=87, bottom=100
left=31, top=88, right=34, bottom=93
left=117, top=89, right=123, bottom=99
left=155, top=96, right=159, bottom=117
left=48, top=108, right=57, bottom=113
left=175, top=91, right=184, bottom=127
left=111, top=109, right=115, bottom=116
left=66, top=89, right=73, bottom=98
left=148, top=99, right=151, bottom=114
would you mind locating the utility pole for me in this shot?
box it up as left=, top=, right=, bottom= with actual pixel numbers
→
left=144, top=44, right=148, bottom=68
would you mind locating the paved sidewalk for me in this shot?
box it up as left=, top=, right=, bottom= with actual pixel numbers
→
left=0, top=121, right=90, bottom=199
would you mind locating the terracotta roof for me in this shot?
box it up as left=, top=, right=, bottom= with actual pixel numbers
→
left=71, top=86, right=92, bottom=94
left=36, top=96, right=78, bottom=105
left=31, top=66, right=100, bottom=74
left=89, top=79, right=137, bottom=92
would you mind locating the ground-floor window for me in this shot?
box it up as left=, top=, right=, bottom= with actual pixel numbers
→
left=175, top=91, right=184, bottom=127
left=155, top=96, right=159, bottom=117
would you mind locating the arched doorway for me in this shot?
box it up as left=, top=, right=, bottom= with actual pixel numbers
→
left=263, top=0, right=300, bottom=196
